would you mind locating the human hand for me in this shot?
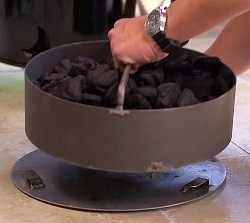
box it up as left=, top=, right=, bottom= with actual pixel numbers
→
left=108, top=16, right=167, bottom=71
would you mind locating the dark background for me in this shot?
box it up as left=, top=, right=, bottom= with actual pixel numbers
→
left=0, top=0, right=136, bottom=65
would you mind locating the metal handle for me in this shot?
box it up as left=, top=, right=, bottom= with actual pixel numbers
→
left=23, top=170, right=45, bottom=190
left=181, top=177, right=209, bottom=193
left=116, top=65, right=132, bottom=111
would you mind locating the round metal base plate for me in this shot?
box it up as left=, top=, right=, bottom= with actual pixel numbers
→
left=12, top=150, right=226, bottom=212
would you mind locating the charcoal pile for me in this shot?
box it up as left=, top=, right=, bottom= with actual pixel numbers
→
left=35, top=52, right=234, bottom=110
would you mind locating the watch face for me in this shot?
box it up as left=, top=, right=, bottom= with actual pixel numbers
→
left=146, top=9, right=161, bottom=36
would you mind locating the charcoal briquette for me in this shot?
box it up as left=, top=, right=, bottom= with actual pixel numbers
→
left=74, top=56, right=98, bottom=71
left=166, top=71, right=185, bottom=86
left=136, top=86, right=158, bottom=104
left=183, top=76, right=214, bottom=100
left=60, top=59, right=72, bottom=72
left=69, top=63, right=89, bottom=77
left=177, top=89, right=200, bottom=107
left=163, top=53, right=190, bottom=72
left=41, top=80, right=58, bottom=92
left=87, top=65, right=119, bottom=89
left=67, top=76, right=87, bottom=102
left=87, top=85, right=107, bottom=95
left=154, top=69, right=165, bottom=85
left=44, top=72, right=66, bottom=81
left=126, top=78, right=137, bottom=95
left=193, top=56, right=223, bottom=75
left=81, top=93, right=102, bottom=106
left=37, top=74, right=50, bottom=88
left=191, top=69, right=211, bottom=78
left=175, top=60, right=193, bottom=74
left=125, top=94, right=152, bottom=110
left=218, top=66, right=234, bottom=87
left=36, top=53, right=233, bottom=110
left=135, top=70, right=155, bottom=86
left=61, top=91, right=74, bottom=101
left=104, top=83, right=119, bottom=107
left=156, top=83, right=181, bottom=108
left=212, top=66, right=234, bottom=96
left=44, top=77, right=71, bottom=98
left=135, top=69, right=164, bottom=87
left=53, top=64, right=67, bottom=74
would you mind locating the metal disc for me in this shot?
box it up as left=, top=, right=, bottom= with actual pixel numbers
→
left=11, top=150, right=226, bottom=212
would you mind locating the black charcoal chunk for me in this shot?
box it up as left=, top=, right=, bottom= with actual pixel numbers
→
left=36, top=53, right=233, bottom=110
left=106, top=56, right=116, bottom=70
left=125, top=94, right=152, bottom=110
left=139, top=62, right=160, bottom=71
left=44, top=72, right=66, bottom=81
left=212, top=66, right=234, bottom=96
left=48, top=77, right=72, bottom=97
left=135, top=69, right=164, bottom=87
left=219, top=66, right=234, bottom=87
left=182, top=75, right=214, bottom=101
left=177, top=89, right=200, bottom=107
left=136, top=86, right=158, bottom=104
left=74, top=56, right=98, bottom=71
left=87, top=85, right=107, bottom=95
left=193, top=56, right=222, bottom=75
left=126, top=78, right=137, bottom=95
left=53, top=64, right=67, bottom=74
left=156, top=83, right=181, bottom=108
left=163, top=53, right=190, bottom=72
left=213, top=76, right=229, bottom=96
left=41, top=80, right=58, bottom=92
left=191, top=69, right=211, bottom=78
left=67, top=76, right=87, bottom=102
left=175, top=60, right=193, bottom=74
left=81, top=93, right=102, bottom=106
left=104, top=83, right=119, bottom=107
left=87, top=65, right=119, bottom=89
left=60, top=59, right=72, bottom=72
left=166, top=71, right=185, bottom=86
left=61, top=92, right=75, bottom=101
left=154, top=69, right=165, bottom=85
left=69, top=63, right=89, bottom=77
left=36, top=74, right=51, bottom=88
left=135, top=71, right=154, bottom=86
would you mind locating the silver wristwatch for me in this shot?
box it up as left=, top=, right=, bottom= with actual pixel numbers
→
left=145, top=6, right=187, bottom=53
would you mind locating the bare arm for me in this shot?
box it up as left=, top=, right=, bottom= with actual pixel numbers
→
left=108, top=0, right=250, bottom=67
left=206, top=11, right=250, bottom=75
left=167, top=0, right=250, bottom=42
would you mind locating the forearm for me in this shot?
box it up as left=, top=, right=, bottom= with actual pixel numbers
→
left=206, top=11, right=250, bottom=75
left=167, top=0, right=250, bottom=42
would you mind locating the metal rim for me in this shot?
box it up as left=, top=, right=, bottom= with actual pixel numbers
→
left=25, top=40, right=237, bottom=114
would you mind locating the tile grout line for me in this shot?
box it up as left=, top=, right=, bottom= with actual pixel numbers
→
left=159, top=210, right=179, bottom=223
left=231, top=141, right=250, bottom=155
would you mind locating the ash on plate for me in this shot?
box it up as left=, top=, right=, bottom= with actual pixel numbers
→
left=35, top=53, right=234, bottom=110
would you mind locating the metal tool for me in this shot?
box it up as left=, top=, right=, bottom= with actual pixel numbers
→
left=116, top=65, right=132, bottom=111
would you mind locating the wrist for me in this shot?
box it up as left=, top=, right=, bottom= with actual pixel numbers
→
left=140, top=16, right=168, bottom=61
